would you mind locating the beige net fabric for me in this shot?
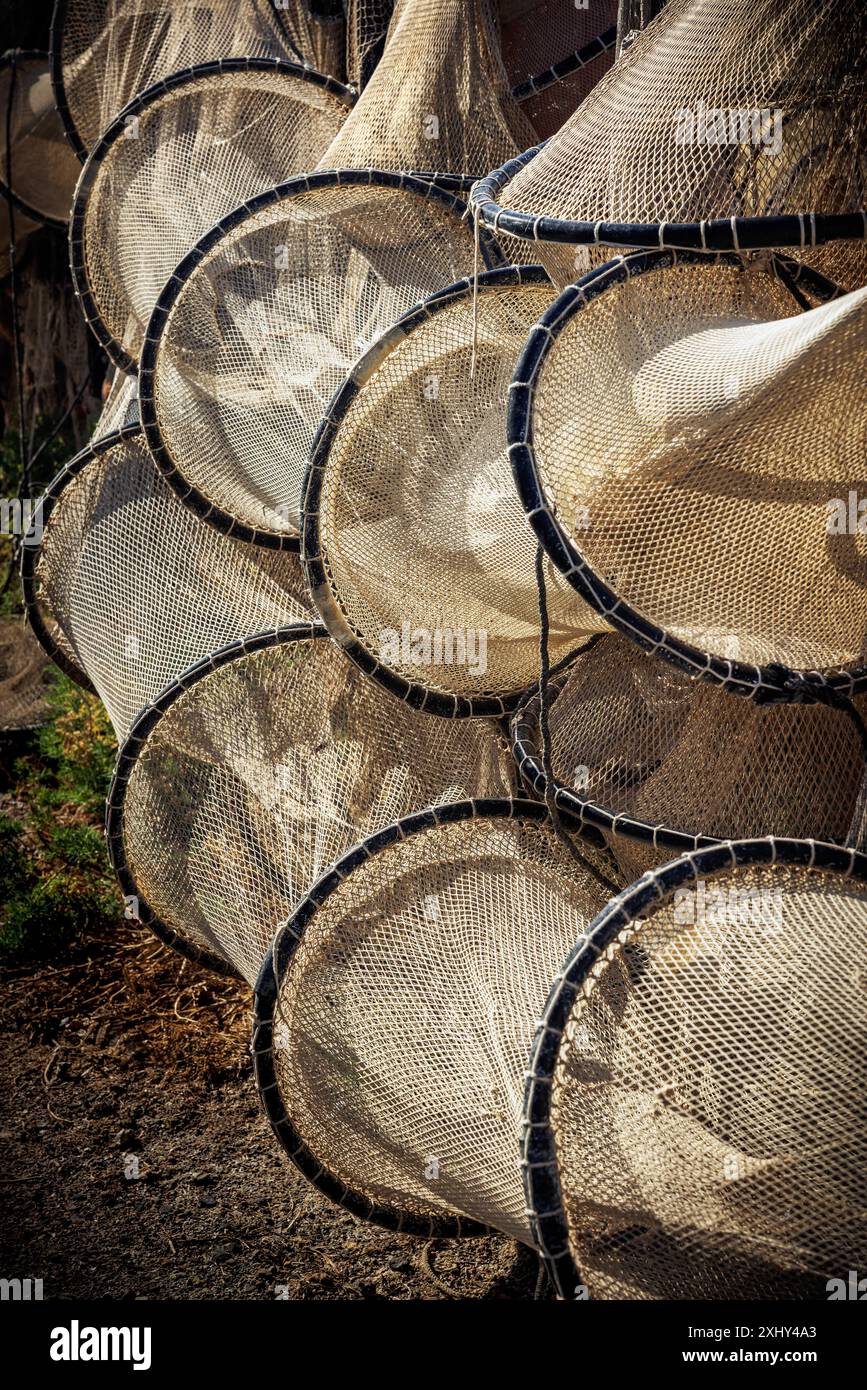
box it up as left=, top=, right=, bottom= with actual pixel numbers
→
left=74, top=64, right=352, bottom=368
left=122, top=645, right=520, bottom=983
left=499, top=0, right=867, bottom=289
left=344, top=0, right=393, bottom=89
left=498, top=0, right=617, bottom=141
left=30, top=426, right=313, bottom=739
left=0, top=53, right=80, bottom=225
left=52, top=0, right=330, bottom=158
left=530, top=260, right=867, bottom=678
left=311, top=274, right=605, bottom=709
left=317, top=0, right=536, bottom=174
left=552, top=861, right=867, bottom=1298
left=147, top=181, right=483, bottom=540
left=0, top=619, right=52, bottom=731
left=269, top=811, right=613, bottom=1237
left=523, top=634, right=867, bottom=881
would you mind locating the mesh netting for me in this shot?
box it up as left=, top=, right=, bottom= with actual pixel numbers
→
left=116, top=644, right=520, bottom=982
left=345, top=0, right=394, bottom=89
left=541, top=855, right=867, bottom=1298
left=316, top=0, right=536, bottom=175
left=476, top=0, right=867, bottom=289
left=305, top=266, right=605, bottom=715
left=25, top=410, right=312, bottom=738
left=513, top=633, right=867, bottom=882
left=512, top=254, right=867, bottom=692
left=71, top=61, right=354, bottom=370
left=498, top=0, right=617, bottom=141
left=142, top=174, right=494, bottom=543
left=0, top=51, right=80, bottom=226
left=50, top=0, right=336, bottom=160
left=256, top=804, right=617, bottom=1238
left=0, top=617, right=53, bottom=731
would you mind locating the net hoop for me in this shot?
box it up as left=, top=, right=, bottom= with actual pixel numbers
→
left=20, top=422, right=145, bottom=695
left=105, top=623, right=327, bottom=976
left=508, top=247, right=866, bottom=700
left=521, top=833, right=867, bottom=1298
left=68, top=57, right=357, bottom=375
left=139, top=167, right=508, bottom=550
left=302, top=262, right=555, bottom=718
left=252, top=794, right=601, bottom=1239
left=510, top=26, right=617, bottom=104
left=470, top=143, right=867, bottom=253
left=0, top=49, right=69, bottom=229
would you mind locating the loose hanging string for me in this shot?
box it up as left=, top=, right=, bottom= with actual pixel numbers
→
left=535, top=543, right=620, bottom=897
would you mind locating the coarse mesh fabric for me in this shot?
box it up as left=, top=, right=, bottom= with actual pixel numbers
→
left=344, top=0, right=394, bottom=90
left=52, top=0, right=334, bottom=158
left=0, top=53, right=80, bottom=224
left=552, top=861, right=867, bottom=1298
left=74, top=64, right=352, bottom=368
left=121, top=644, right=520, bottom=983
left=529, top=260, right=867, bottom=679
left=316, top=0, right=536, bottom=175
left=268, top=811, right=614, bottom=1238
left=0, top=619, right=53, bottom=731
left=30, top=418, right=313, bottom=739
left=517, top=634, right=867, bottom=882
left=500, top=0, right=867, bottom=290
left=497, top=0, right=618, bottom=141
left=310, top=275, right=606, bottom=707
left=148, top=181, right=484, bottom=539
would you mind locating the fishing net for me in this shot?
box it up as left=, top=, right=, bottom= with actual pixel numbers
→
left=472, top=0, right=867, bottom=290
left=317, top=0, right=536, bottom=175
left=253, top=801, right=619, bottom=1238
left=111, top=640, right=520, bottom=980
left=140, top=172, right=500, bottom=545
left=498, top=0, right=617, bottom=141
left=70, top=60, right=354, bottom=371
left=0, top=51, right=80, bottom=227
left=23, top=393, right=313, bottom=738
left=525, top=839, right=867, bottom=1299
left=510, top=252, right=867, bottom=698
left=345, top=0, right=394, bottom=90
left=0, top=618, right=53, bottom=731
left=50, top=0, right=340, bottom=161
left=304, top=265, right=605, bottom=716
left=512, top=633, right=867, bottom=882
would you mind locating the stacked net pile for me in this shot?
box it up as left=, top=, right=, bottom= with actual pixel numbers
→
left=113, top=641, right=520, bottom=980
left=24, top=386, right=313, bottom=738
left=510, top=254, right=867, bottom=695
left=512, top=634, right=867, bottom=881
left=304, top=266, right=605, bottom=714
left=254, top=803, right=618, bottom=1238
left=141, top=176, right=493, bottom=543
left=317, top=0, right=536, bottom=175
left=474, top=0, right=867, bottom=289
left=71, top=61, right=354, bottom=370
left=527, top=844, right=867, bottom=1298
left=498, top=0, right=618, bottom=140
left=50, top=0, right=339, bottom=160
left=0, top=51, right=80, bottom=226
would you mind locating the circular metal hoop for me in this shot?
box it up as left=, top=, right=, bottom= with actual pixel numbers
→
left=106, top=623, right=327, bottom=978
left=139, top=167, right=507, bottom=550
left=68, top=57, right=357, bottom=374
left=253, top=795, right=606, bottom=1240
left=470, top=143, right=867, bottom=254
left=0, top=49, right=70, bottom=229
left=521, top=833, right=867, bottom=1298
left=302, top=262, right=562, bottom=718
left=508, top=247, right=867, bottom=700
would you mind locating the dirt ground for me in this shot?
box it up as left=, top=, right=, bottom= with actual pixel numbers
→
left=0, top=917, right=544, bottom=1301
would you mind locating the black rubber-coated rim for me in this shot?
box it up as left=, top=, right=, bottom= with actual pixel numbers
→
left=0, top=49, right=69, bottom=229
